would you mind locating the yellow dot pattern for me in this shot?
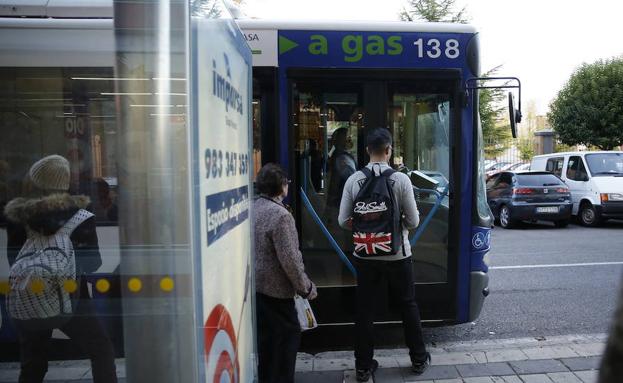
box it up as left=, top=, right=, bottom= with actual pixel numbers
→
left=160, top=277, right=175, bottom=292
left=30, top=278, right=46, bottom=295
left=128, top=277, right=142, bottom=293
left=0, top=281, right=10, bottom=295
left=96, top=278, right=111, bottom=293
left=0, top=277, right=180, bottom=295
left=63, top=279, right=78, bottom=293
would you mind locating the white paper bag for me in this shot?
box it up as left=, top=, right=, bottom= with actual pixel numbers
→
left=294, top=295, right=317, bottom=331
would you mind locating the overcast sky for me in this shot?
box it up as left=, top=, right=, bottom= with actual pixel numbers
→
left=241, top=0, right=623, bottom=115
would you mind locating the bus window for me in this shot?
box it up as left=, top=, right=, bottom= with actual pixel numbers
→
left=388, top=89, right=451, bottom=283
left=292, top=81, right=363, bottom=287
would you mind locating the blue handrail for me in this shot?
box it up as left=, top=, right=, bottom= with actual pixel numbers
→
left=299, top=188, right=357, bottom=277
left=409, top=184, right=450, bottom=247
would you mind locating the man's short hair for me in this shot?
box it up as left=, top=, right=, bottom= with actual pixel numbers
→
left=256, top=163, right=288, bottom=197
left=366, top=128, right=393, bottom=155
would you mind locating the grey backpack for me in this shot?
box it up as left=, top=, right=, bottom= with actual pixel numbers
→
left=7, top=209, right=93, bottom=322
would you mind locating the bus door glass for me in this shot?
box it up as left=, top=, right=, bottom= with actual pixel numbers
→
left=291, top=80, right=363, bottom=287
left=388, top=85, right=452, bottom=284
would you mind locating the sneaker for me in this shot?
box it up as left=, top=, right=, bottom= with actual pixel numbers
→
left=411, top=352, right=431, bottom=375
left=355, top=359, right=379, bottom=382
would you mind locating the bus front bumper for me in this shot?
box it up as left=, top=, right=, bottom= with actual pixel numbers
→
left=469, top=271, right=490, bottom=322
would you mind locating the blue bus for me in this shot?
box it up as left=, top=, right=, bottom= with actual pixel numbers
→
left=239, top=20, right=518, bottom=342
left=0, top=3, right=520, bottom=358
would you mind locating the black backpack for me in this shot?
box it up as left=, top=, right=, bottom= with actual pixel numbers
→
left=352, top=166, right=402, bottom=257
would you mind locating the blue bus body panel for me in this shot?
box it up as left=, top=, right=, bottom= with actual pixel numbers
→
left=275, top=28, right=484, bottom=323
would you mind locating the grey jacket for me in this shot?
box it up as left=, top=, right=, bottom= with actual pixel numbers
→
left=338, top=162, right=420, bottom=261
left=253, top=196, right=316, bottom=299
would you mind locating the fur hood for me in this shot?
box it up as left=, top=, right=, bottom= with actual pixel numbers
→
left=4, top=193, right=90, bottom=235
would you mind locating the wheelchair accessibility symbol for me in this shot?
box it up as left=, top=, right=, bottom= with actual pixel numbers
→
left=472, top=231, right=490, bottom=250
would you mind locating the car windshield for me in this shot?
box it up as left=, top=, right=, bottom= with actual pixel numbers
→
left=516, top=174, right=564, bottom=187
left=585, top=153, right=623, bottom=176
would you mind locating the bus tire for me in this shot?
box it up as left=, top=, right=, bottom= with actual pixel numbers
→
left=579, top=202, right=601, bottom=227
left=499, top=205, right=515, bottom=229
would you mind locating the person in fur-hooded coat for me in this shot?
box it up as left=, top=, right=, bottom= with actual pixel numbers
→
left=4, top=155, right=117, bottom=383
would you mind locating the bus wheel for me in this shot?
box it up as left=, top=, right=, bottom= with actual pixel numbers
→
left=499, top=205, right=515, bottom=229
left=579, top=202, right=601, bottom=227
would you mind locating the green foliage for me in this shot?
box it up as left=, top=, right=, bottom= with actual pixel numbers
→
left=479, top=66, right=512, bottom=158
left=399, top=0, right=468, bottom=23
left=548, top=57, right=623, bottom=150
left=517, top=138, right=535, bottom=162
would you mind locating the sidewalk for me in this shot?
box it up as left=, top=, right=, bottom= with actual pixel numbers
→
left=296, top=333, right=606, bottom=383
left=0, top=333, right=606, bottom=382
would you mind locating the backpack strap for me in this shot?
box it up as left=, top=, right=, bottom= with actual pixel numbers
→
left=360, top=167, right=372, bottom=178
left=381, top=168, right=396, bottom=177
left=59, top=209, right=94, bottom=236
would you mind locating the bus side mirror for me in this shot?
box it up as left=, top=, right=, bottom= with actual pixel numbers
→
left=508, top=92, right=522, bottom=139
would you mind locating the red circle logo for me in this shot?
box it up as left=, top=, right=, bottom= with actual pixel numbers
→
left=204, top=304, right=240, bottom=383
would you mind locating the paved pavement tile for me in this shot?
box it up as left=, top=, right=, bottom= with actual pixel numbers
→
left=296, top=370, right=343, bottom=383
left=463, top=377, right=495, bottom=383
left=402, top=365, right=461, bottom=381
left=295, top=358, right=313, bottom=372
left=547, top=371, right=583, bottom=383
left=568, top=343, right=605, bottom=358
left=522, top=346, right=579, bottom=360
left=430, top=379, right=463, bottom=383
left=559, top=357, right=601, bottom=372
left=313, top=357, right=355, bottom=371
left=485, top=349, right=528, bottom=363
left=372, top=367, right=404, bottom=383
left=519, top=374, right=554, bottom=383
left=491, top=377, right=523, bottom=383
left=509, top=359, right=569, bottom=375
left=456, top=362, right=515, bottom=377
left=573, top=370, right=598, bottom=383
left=433, top=352, right=479, bottom=366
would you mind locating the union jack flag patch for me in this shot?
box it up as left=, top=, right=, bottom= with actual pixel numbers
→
left=353, top=232, right=393, bottom=255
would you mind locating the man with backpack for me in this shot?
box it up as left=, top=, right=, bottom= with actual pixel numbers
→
left=338, top=128, right=430, bottom=382
left=5, top=155, right=117, bottom=383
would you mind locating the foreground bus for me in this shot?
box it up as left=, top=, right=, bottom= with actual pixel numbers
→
left=0, top=5, right=496, bottom=358
left=239, top=20, right=494, bottom=341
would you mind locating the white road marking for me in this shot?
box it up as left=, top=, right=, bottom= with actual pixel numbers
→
left=491, top=261, right=623, bottom=270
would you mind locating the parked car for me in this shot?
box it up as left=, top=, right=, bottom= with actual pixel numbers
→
left=507, top=162, right=530, bottom=171
left=486, top=171, right=572, bottom=229
left=485, top=161, right=511, bottom=178
left=531, top=151, right=623, bottom=226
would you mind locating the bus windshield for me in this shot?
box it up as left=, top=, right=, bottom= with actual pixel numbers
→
left=585, top=153, right=623, bottom=176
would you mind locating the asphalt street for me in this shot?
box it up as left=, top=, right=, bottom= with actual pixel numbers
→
left=423, top=219, right=623, bottom=343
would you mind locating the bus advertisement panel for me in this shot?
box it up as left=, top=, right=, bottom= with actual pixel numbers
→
left=192, top=18, right=255, bottom=383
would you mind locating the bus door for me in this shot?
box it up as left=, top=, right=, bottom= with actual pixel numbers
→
left=288, top=70, right=460, bottom=325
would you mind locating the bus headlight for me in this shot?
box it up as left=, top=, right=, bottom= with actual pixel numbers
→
left=601, top=193, right=623, bottom=202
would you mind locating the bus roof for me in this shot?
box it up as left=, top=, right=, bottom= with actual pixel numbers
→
left=236, top=19, right=477, bottom=34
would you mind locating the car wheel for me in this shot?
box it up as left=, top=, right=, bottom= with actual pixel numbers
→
left=499, top=205, right=515, bottom=229
left=554, top=219, right=570, bottom=228
left=579, top=203, right=601, bottom=227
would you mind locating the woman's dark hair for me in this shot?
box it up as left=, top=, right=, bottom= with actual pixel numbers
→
left=256, top=163, right=288, bottom=197
left=366, top=127, right=393, bottom=155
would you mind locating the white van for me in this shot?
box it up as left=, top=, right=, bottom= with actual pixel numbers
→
left=531, top=151, right=623, bottom=226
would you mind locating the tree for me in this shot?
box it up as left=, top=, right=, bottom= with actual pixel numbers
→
left=548, top=57, right=623, bottom=150
left=399, top=0, right=468, bottom=23
left=517, top=138, right=535, bottom=162
left=479, top=66, right=512, bottom=158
